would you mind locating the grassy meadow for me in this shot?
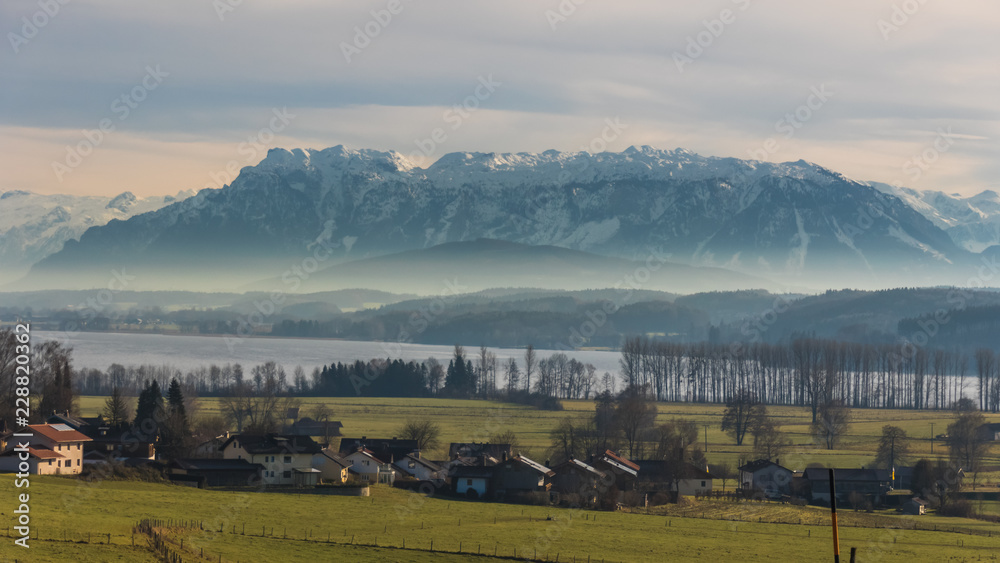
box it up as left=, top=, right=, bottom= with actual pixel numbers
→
left=2, top=475, right=999, bottom=563
left=3, top=396, right=998, bottom=561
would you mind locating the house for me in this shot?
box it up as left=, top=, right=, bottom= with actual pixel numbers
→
left=633, top=460, right=715, bottom=496
left=344, top=447, right=396, bottom=485
left=738, top=459, right=794, bottom=496
left=313, top=449, right=351, bottom=483
left=492, top=455, right=554, bottom=497
left=977, top=423, right=1000, bottom=442
left=902, top=497, right=928, bottom=515
left=0, top=424, right=92, bottom=475
left=82, top=426, right=156, bottom=462
left=448, top=442, right=512, bottom=464
left=451, top=465, right=494, bottom=498
left=338, top=437, right=418, bottom=464
left=192, top=433, right=230, bottom=459
left=804, top=467, right=891, bottom=505
left=221, top=434, right=323, bottom=486
left=45, top=413, right=155, bottom=462
left=287, top=417, right=343, bottom=439
left=167, top=458, right=264, bottom=487
left=393, top=453, right=443, bottom=482
left=550, top=458, right=606, bottom=503
left=591, top=450, right=639, bottom=490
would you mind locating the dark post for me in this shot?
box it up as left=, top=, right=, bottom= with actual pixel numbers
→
left=829, top=468, right=840, bottom=562
left=850, top=546, right=857, bottom=562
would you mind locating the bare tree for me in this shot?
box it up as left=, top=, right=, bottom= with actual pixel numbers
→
left=615, top=388, right=657, bottom=459
left=721, top=388, right=763, bottom=446
left=947, top=406, right=988, bottom=488
left=812, top=399, right=850, bottom=450
left=504, top=358, right=520, bottom=396
left=396, top=418, right=441, bottom=453
left=524, top=345, right=536, bottom=392
left=752, top=419, right=790, bottom=462
left=874, top=425, right=910, bottom=471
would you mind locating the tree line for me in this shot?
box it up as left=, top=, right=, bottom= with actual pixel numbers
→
left=619, top=336, right=1000, bottom=413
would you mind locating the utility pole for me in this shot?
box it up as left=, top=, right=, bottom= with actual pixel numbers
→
left=930, top=422, right=935, bottom=455
left=703, top=423, right=710, bottom=453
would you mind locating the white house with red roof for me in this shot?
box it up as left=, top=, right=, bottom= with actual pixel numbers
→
left=0, top=424, right=92, bottom=475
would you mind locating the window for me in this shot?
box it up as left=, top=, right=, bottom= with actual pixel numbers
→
left=701, top=481, right=706, bottom=487
left=284, top=456, right=291, bottom=463
left=65, top=460, right=71, bottom=467
left=467, top=479, right=473, bottom=486
left=283, top=471, right=291, bottom=479
left=77, top=459, right=81, bottom=466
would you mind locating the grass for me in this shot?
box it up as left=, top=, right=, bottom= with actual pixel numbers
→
left=2, top=475, right=998, bottom=563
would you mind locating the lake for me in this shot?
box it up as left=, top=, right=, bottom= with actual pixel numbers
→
left=35, top=330, right=624, bottom=376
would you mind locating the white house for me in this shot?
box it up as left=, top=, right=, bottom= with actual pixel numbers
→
left=313, top=449, right=351, bottom=484
left=738, top=459, right=793, bottom=496
left=344, top=448, right=395, bottom=485
left=393, top=453, right=442, bottom=482
left=221, top=434, right=322, bottom=486
left=0, top=424, right=92, bottom=476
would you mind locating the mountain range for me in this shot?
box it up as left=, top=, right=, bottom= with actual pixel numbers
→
left=0, top=189, right=192, bottom=285
left=5, top=146, right=999, bottom=292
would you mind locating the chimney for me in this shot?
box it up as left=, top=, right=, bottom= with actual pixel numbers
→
left=545, top=460, right=550, bottom=468
left=502, top=451, right=508, bottom=462
left=775, top=458, right=779, bottom=466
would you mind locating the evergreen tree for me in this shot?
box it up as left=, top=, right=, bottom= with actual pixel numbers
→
left=133, top=380, right=165, bottom=442
left=160, top=378, right=192, bottom=460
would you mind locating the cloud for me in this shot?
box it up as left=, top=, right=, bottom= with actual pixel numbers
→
left=1, top=0, right=996, bottom=197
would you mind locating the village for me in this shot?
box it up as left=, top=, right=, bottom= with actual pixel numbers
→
left=5, top=409, right=988, bottom=518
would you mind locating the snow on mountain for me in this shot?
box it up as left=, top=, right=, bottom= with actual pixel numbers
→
left=17, top=146, right=973, bottom=291
left=868, top=182, right=1000, bottom=253
left=0, top=189, right=194, bottom=283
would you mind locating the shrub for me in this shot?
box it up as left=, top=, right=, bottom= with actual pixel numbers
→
left=938, top=500, right=976, bottom=518
left=650, top=492, right=672, bottom=506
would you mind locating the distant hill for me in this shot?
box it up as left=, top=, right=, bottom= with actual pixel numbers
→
left=247, top=239, right=778, bottom=295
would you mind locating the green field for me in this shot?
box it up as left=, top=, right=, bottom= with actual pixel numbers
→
left=6, top=396, right=1000, bottom=562
left=2, top=476, right=999, bottom=563
left=75, top=395, right=1000, bottom=476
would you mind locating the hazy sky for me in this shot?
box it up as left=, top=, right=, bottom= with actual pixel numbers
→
left=1, top=0, right=997, bottom=198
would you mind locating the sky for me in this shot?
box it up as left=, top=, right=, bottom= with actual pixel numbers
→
left=1, top=0, right=997, bottom=198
